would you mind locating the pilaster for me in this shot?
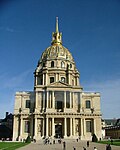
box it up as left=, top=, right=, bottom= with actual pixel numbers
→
left=46, top=117, right=49, bottom=137
left=52, top=118, right=55, bottom=138
left=64, top=118, right=67, bottom=137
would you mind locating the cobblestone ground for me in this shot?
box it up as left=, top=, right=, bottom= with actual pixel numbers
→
left=17, top=139, right=120, bottom=150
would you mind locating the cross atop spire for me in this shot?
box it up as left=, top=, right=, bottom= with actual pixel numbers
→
left=51, top=17, right=62, bottom=45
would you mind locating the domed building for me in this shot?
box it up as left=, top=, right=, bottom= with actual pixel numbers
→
left=13, top=18, right=102, bottom=141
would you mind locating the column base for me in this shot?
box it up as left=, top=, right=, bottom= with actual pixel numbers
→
left=33, top=135, right=43, bottom=141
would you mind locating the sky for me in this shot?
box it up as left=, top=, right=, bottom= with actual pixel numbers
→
left=0, top=0, right=120, bottom=119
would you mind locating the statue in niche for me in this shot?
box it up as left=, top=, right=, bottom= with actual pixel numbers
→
left=38, top=92, right=42, bottom=108
left=37, top=120, right=42, bottom=135
left=75, top=119, right=79, bottom=133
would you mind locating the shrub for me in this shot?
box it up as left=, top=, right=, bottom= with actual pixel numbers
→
left=92, top=134, right=98, bottom=142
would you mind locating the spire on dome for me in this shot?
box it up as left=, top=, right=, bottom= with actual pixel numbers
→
left=51, top=17, right=62, bottom=45
left=56, top=17, right=59, bottom=33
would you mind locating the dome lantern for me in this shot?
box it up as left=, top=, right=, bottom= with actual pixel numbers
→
left=51, top=17, right=62, bottom=45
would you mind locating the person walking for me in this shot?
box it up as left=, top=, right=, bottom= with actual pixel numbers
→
left=87, top=141, right=89, bottom=147
left=83, top=147, right=86, bottom=150
left=106, top=144, right=112, bottom=150
left=94, top=147, right=97, bottom=150
left=63, top=141, right=66, bottom=150
left=73, top=146, right=76, bottom=150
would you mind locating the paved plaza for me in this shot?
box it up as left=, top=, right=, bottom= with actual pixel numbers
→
left=17, top=139, right=120, bottom=150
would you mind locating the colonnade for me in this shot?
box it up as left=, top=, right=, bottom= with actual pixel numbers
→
left=36, top=91, right=75, bottom=110
left=33, top=117, right=96, bottom=138
left=13, top=115, right=97, bottom=141
left=35, top=71, right=79, bottom=86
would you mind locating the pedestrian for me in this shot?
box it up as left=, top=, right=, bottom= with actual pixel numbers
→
left=106, top=144, right=112, bottom=150
left=111, top=139, right=113, bottom=145
left=94, top=147, right=97, bottom=150
left=73, top=146, right=76, bottom=150
left=63, top=141, right=66, bottom=150
left=83, top=147, right=86, bottom=150
left=87, top=141, right=89, bottom=147
left=53, top=139, right=55, bottom=144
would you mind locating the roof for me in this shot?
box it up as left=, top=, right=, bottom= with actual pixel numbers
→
left=104, top=119, right=117, bottom=126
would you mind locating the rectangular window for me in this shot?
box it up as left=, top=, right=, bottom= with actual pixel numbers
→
left=71, top=92, right=73, bottom=108
left=26, top=100, right=30, bottom=108
left=86, top=121, right=92, bottom=132
left=37, top=75, right=43, bottom=85
left=50, top=77, right=54, bottom=83
left=24, top=121, right=30, bottom=133
left=66, top=91, right=70, bottom=108
left=54, top=91, right=64, bottom=110
left=86, top=100, right=91, bottom=108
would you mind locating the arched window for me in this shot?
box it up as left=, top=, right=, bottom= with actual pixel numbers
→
left=50, top=77, right=54, bottom=83
left=61, top=61, right=65, bottom=68
left=86, top=100, right=91, bottom=108
left=61, top=77, right=65, bottom=83
left=51, top=61, right=54, bottom=67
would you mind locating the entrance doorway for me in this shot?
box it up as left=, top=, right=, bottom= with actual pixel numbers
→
left=55, top=124, right=62, bottom=138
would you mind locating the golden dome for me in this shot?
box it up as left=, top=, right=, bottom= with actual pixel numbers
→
left=40, top=17, right=74, bottom=63
left=40, top=44, right=74, bottom=62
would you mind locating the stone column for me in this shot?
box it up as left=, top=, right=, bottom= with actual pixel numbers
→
left=76, top=77, right=79, bottom=86
left=46, top=91, right=49, bottom=109
left=52, top=91, right=55, bottom=109
left=52, top=118, right=55, bottom=137
left=58, top=73, right=59, bottom=81
left=73, top=118, right=76, bottom=136
left=42, top=118, right=45, bottom=137
left=43, top=74, right=44, bottom=85
left=83, top=119, right=86, bottom=136
left=35, top=92, right=38, bottom=109
left=30, top=116, right=34, bottom=138
left=94, top=119, right=96, bottom=135
left=68, top=73, right=70, bottom=84
left=72, top=92, right=75, bottom=109
left=70, top=92, right=72, bottom=108
left=45, top=73, right=48, bottom=85
left=35, top=76, right=37, bottom=86
left=34, top=117, right=37, bottom=137
left=20, top=116, right=23, bottom=137
left=80, top=119, right=83, bottom=137
left=64, top=118, right=67, bottom=137
left=13, top=116, right=18, bottom=141
left=46, top=117, right=49, bottom=137
left=70, top=118, right=73, bottom=136
left=55, top=74, right=57, bottom=82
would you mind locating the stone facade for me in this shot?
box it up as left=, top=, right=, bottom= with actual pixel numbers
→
left=13, top=18, right=102, bottom=141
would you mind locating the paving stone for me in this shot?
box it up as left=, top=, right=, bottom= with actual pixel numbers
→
left=17, top=140, right=120, bottom=150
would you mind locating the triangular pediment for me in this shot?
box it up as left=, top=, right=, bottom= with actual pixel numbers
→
left=48, top=81, right=71, bottom=87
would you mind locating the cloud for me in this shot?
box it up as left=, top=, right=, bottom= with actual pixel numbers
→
left=0, top=70, right=33, bottom=118
left=6, top=27, right=14, bottom=32
left=0, top=26, right=18, bottom=33
left=0, top=70, right=32, bottom=89
left=83, top=78, right=120, bottom=119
